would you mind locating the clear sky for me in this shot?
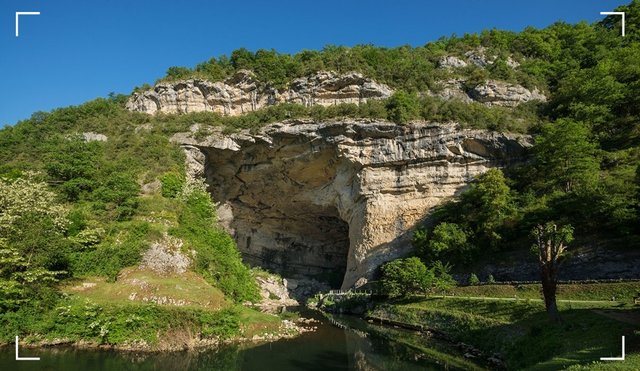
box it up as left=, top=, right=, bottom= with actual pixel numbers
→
left=0, top=0, right=626, bottom=126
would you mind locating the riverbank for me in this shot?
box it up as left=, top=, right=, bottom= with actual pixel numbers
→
left=0, top=296, right=314, bottom=352
left=312, top=281, right=640, bottom=369
left=367, top=296, right=639, bottom=370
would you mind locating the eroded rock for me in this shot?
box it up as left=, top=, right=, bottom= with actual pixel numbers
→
left=469, top=80, right=546, bottom=107
left=174, top=120, right=531, bottom=289
left=127, top=71, right=392, bottom=116
left=437, top=56, right=468, bottom=69
left=140, top=233, right=192, bottom=274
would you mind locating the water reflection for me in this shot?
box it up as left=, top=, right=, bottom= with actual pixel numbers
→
left=0, top=313, right=465, bottom=370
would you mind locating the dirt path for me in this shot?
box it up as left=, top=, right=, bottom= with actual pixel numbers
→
left=441, top=295, right=615, bottom=304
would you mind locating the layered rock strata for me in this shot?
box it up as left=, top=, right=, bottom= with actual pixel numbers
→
left=127, top=70, right=546, bottom=115
left=126, top=70, right=392, bottom=115
left=173, top=120, right=531, bottom=289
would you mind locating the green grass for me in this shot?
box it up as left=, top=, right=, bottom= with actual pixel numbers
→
left=446, top=282, right=640, bottom=303
left=63, top=268, right=228, bottom=310
left=0, top=269, right=284, bottom=350
left=565, top=352, right=640, bottom=370
left=369, top=297, right=640, bottom=370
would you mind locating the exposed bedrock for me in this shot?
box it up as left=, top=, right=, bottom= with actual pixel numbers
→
left=127, top=70, right=546, bottom=116
left=173, top=120, right=531, bottom=289
left=127, top=70, right=392, bottom=116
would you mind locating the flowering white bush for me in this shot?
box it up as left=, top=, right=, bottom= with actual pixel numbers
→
left=0, top=172, right=68, bottom=235
left=178, top=176, right=208, bottom=201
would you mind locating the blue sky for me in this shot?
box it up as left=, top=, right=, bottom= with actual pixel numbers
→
left=0, top=0, right=625, bottom=126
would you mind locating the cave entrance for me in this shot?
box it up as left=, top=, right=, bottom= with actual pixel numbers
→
left=238, top=205, right=350, bottom=291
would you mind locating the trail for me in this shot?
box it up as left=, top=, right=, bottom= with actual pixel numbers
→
left=440, top=295, right=616, bottom=304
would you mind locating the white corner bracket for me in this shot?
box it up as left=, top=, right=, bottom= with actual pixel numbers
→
left=600, top=336, right=625, bottom=361
left=600, top=11, right=626, bottom=37
left=15, top=12, right=41, bottom=37
left=15, top=336, right=40, bottom=361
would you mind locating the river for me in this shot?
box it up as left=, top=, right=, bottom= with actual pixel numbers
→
left=0, top=311, right=475, bottom=370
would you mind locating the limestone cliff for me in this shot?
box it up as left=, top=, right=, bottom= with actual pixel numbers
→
left=127, top=70, right=545, bottom=115
left=126, top=70, right=392, bottom=115
left=172, top=120, right=531, bottom=290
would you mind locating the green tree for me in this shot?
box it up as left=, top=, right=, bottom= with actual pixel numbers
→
left=165, top=66, right=192, bottom=80
left=531, top=222, right=574, bottom=323
left=380, top=258, right=456, bottom=297
left=381, top=257, right=432, bottom=297
left=532, top=119, right=600, bottom=194
left=0, top=175, right=68, bottom=310
left=45, top=138, right=102, bottom=201
left=468, top=273, right=480, bottom=285
left=460, top=169, right=515, bottom=249
left=385, top=91, right=420, bottom=124
left=415, top=222, right=470, bottom=264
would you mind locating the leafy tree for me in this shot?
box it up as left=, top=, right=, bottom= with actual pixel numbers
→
left=531, top=222, right=574, bottom=322
left=45, top=138, right=102, bottom=201
left=532, top=119, right=600, bottom=194
left=381, top=258, right=456, bottom=297
left=381, top=257, right=432, bottom=297
left=165, top=66, right=192, bottom=80
left=385, top=91, right=420, bottom=124
left=0, top=175, right=69, bottom=310
left=92, top=173, right=140, bottom=221
left=459, top=169, right=515, bottom=249
left=468, top=273, right=480, bottom=285
left=415, top=222, right=471, bottom=264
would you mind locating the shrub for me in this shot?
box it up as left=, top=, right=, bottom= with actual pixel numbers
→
left=469, top=273, right=480, bottom=285
left=385, top=91, right=421, bottom=124
left=160, top=172, right=185, bottom=198
left=171, top=189, right=260, bottom=303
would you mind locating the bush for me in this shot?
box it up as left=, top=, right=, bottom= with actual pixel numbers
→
left=385, top=91, right=421, bottom=124
left=171, top=189, right=259, bottom=303
left=416, top=222, right=471, bottom=264
left=381, top=258, right=456, bottom=297
left=160, top=172, right=185, bottom=198
left=469, top=273, right=480, bottom=285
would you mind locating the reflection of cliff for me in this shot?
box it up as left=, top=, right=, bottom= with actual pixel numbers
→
left=174, top=120, right=530, bottom=289
left=345, top=328, right=382, bottom=371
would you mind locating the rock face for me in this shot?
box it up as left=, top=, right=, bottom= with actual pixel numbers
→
left=173, top=120, right=531, bottom=289
left=431, top=79, right=545, bottom=106
left=128, top=69, right=544, bottom=115
left=140, top=233, right=192, bottom=275
left=469, top=80, right=546, bottom=107
left=126, top=70, right=392, bottom=116
left=437, top=56, right=468, bottom=69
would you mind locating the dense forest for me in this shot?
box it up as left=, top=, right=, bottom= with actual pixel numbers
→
left=0, top=0, right=639, bottom=348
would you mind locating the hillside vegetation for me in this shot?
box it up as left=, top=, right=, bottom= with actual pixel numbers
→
left=0, top=0, right=639, bottom=352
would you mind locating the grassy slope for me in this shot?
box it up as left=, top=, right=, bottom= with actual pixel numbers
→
left=369, top=295, right=640, bottom=370
left=447, top=282, right=640, bottom=302
left=63, top=268, right=228, bottom=310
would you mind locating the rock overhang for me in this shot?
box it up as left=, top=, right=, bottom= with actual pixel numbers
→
left=173, top=119, right=532, bottom=290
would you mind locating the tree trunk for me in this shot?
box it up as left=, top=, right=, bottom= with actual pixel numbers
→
left=541, top=268, right=561, bottom=323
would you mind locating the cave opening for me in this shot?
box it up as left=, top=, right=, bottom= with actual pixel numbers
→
left=237, top=204, right=350, bottom=291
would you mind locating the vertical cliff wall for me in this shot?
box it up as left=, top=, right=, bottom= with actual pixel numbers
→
left=173, top=120, right=531, bottom=290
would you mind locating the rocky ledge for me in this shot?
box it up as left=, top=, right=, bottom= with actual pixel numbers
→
left=126, top=70, right=392, bottom=116
left=127, top=69, right=546, bottom=116
left=172, top=120, right=531, bottom=289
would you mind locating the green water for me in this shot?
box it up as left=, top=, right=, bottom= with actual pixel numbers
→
left=0, top=313, right=471, bottom=370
